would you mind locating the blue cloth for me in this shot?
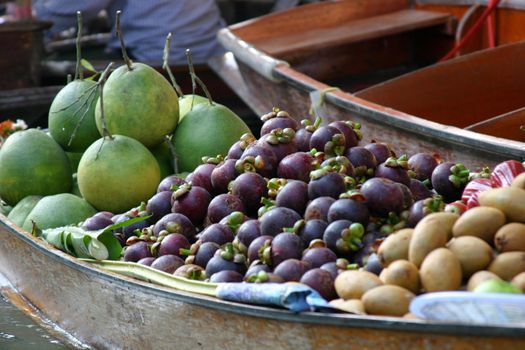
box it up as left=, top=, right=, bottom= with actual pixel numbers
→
left=33, top=0, right=226, bottom=63
left=216, top=283, right=334, bottom=312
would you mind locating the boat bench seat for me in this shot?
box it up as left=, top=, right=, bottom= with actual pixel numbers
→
left=258, top=9, right=453, bottom=57
left=466, top=107, right=525, bottom=142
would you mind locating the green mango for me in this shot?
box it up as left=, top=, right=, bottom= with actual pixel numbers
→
left=71, top=173, right=82, bottom=197
left=67, top=151, right=84, bottom=172
left=150, top=141, right=175, bottom=179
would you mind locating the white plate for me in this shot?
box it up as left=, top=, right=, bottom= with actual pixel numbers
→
left=410, top=291, right=525, bottom=325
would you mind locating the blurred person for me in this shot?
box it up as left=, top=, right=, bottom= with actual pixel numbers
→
left=33, top=0, right=226, bottom=62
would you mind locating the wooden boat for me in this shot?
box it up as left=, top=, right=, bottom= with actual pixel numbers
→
left=1, top=216, right=525, bottom=349
left=1, top=3, right=525, bottom=348
left=214, top=0, right=525, bottom=169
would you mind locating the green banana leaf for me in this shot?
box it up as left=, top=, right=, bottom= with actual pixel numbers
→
left=35, top=216, right=148, bottom=261
left=0, top=200, right=12, bottom=216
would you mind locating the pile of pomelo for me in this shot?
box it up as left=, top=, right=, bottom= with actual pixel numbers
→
left=0, top=13, right=250, bottom=231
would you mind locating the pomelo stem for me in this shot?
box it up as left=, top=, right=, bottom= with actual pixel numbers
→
left=98, top=62, right=115, bottom=140
left=75, top=11, right=84, bottom=80
left=164, top=135, right=179, bottom=174
left=116, top=11, right=133, bottom=71
left=185, top=49, right=213, bottom=106
left=67, top=74, right=72, bottom=84
left=163, top=32, right=184, bottom=97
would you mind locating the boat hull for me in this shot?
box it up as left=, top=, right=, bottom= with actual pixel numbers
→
left=214, top=0, right=525, bottom=169
left=1, top=216, right=524, bottom=350
left=231, top=58, right=523, bottom=169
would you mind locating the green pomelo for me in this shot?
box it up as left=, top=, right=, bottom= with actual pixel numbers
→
left=95, top=63, right=179, bottom=148
left=67, top=151, right=83, bottom=172
left=474, top=279, right=522, bottom=294
left=0, top=129, right=72, bottom=205
left=48, top=79, right=101, bottom=153
left=150, top=142, right=174, bottom=179
left=172, top=102, right=251, bottom=173
left=77, top=135, right=161, bottom=213
left=178, top=94, right=208, bottom=122
left=22, top=193, right=96, bottom=231
left=7, top=195, right=42, bottom=227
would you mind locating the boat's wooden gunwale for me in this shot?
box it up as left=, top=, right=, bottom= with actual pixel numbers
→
left=1, top=215, right=525, bottom=346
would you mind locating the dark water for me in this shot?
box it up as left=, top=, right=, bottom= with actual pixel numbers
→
left=0, top=274, right=89, bottom=350
left=0, top=294, right=77, bottom=350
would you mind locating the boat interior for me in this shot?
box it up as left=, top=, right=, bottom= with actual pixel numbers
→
left=227, top=0, right=525, bottom=142
left=356, top=40, right=525, bottom=142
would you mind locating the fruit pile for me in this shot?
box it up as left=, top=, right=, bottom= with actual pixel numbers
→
left=1, top=11, right=524, bottom=319
left=75, top=106, right=524, bottom=316
left=0, top=11, right=250, bottom=227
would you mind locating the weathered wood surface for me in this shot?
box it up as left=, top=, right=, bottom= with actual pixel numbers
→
left=356, top=41, right=525, bottom=129
left=228, top=0, right=454, bottom=83
left=230, top=0, right=410, bottom=49
left=0, top=86, right=62, bottom=127
left=252, top=9, right=452, bottom=57
left=0, top=216, right=524, bottom=350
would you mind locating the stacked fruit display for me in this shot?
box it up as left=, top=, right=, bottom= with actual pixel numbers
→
left=0, top=12, right=524, bottom=319
left=0, top=11, right=249, bottom=229
left=74, top=106, right=524, bottom=315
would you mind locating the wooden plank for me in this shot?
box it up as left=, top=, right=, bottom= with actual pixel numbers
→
left=231, top=0, right=410, bottom=45
left=355, top=41, right=525, bottom=128
left=465, top=107, right=525, bottom=142
left=253, top=9, right=452, bottom=56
